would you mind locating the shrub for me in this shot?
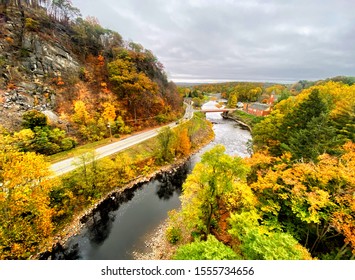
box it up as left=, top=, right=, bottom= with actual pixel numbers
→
left=60, top=137, right=77, bottom=151
left=22, top=110, right=48, bottom=129
left=166, top=226, right=182, bottom=245
left=25, top=18, right=40, bottom=31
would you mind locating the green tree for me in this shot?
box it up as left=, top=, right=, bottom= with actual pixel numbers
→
left=73, top=150, right=100, bottom=197
left=156, top=127, right=176, bottom=163
left=252, top=86, right=344, bottom=160
left=279, top=89, right=338, bottom=160
left=22, top=110, right=48, bottom=129
left=173, top=235, right=240, bottom=260
left=228, top=211, right=312, bottom=260
left=284, top=89, right=329, bottom=132
left=286, top=114, right=340, bottom=160
left=330, top=92, right=355, bottom=142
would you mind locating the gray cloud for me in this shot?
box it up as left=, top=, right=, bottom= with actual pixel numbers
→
left=72, top=0, right=355, bottom=83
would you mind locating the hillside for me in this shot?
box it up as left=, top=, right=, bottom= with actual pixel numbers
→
left=0, top=1, right=182, bottom=147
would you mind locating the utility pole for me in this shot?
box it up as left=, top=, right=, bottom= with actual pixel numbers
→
left=107, top=123, right=112, bottom=141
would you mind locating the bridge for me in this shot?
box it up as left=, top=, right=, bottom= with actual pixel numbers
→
left=198, top=108, right=237, bottom=113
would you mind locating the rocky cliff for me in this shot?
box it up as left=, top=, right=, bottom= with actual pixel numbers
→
left=0, top=3, right=180, bottom=135
left=0, top=5, right=82, bottom=129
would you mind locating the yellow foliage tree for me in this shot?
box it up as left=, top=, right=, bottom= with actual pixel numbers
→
left=248, top=142, right=355, bottom=258
left=72, top=100, right=92, bottom=125
left=0, top=138, right=56, bottom=259
left=102, top=102, right=116, bottom=123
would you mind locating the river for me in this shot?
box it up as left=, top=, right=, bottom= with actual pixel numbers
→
left=47, top=100, right=251, bottom=260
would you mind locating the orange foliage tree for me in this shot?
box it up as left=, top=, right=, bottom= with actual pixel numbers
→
left=176, top=128, right=191, bottom=157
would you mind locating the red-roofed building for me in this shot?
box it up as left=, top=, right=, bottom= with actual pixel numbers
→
left=243, top=102, right=272, bottom=116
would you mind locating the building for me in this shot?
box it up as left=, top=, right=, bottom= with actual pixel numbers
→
left=243, top=102, right=272, bottom=116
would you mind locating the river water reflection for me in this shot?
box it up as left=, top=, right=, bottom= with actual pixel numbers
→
left=49, top=101, right=251, bottom=259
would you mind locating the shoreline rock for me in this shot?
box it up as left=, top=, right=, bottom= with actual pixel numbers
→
left=132, top=219, right=176, bottom=260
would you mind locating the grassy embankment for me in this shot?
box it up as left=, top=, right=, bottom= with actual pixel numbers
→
left=48, top=112, right=214, bottom=246
left=227, top=109, right=264, bottom=130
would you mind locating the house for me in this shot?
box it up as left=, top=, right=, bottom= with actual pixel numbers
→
left=243, top=102, right=272, bottom=116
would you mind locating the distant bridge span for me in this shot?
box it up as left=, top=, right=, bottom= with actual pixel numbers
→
left=198, top=108, right=237, bottom=113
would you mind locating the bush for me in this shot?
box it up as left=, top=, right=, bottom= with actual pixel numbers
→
left=60, top=138, right=77, bottom=151
left=25, top=18, right=40, bottom=31
left=22, top=110, right=48, bottom=129
left=166, top=226, right=182, bottom=245
left=119, top=125, right=132, bottom=134
left=155, top=114, right=168, bottom=124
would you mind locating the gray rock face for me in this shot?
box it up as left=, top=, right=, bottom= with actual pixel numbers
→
left=42, top=110, right=60, bottom=124
left=0, top=8, right=82, bottom=131
left=22, top=33, right=80, bottom=76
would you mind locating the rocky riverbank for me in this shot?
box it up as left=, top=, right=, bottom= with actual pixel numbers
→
left=36, top=157, right=189, bottom=259
left=132, top=219, right=176, bottom=260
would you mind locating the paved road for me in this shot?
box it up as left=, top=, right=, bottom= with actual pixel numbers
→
left=50, top=103, right=193, bottom=176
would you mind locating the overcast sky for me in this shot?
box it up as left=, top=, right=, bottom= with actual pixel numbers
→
left=71, top=0, right=355, bottom=83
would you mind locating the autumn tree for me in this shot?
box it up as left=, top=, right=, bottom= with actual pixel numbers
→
left=175, top=128, right=191, bottom=157
left=108, top=57, right=160, bottom=123
left=252, top=82, right=354, bottom=160
left=180, top=145, right=250, bottom=237
left=101, top=102, right=116, bottom=124
left=72, top=149, right=114, bottom=199
left=0, top=133, right=56, bottom=259
left=228, top=93, right=238, bottom=108
left=247, top=143, right=355, bottom=259
left=72, top=100, right=92, bottom=126
left=156, top=127, right=176, bottom=163
left=113, top=153, right=135, bottom=184
left=71, top=100, right=105, bottom=141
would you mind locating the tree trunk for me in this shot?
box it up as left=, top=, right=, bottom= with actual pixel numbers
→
left=335, top=243, right=349, bottom=260
left=206, top=202, right=213, bottom=237
left=310, top=222, right=330, bottom=253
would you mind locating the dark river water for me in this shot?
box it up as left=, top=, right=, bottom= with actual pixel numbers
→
left=45, top=101, right=251, bottom=260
